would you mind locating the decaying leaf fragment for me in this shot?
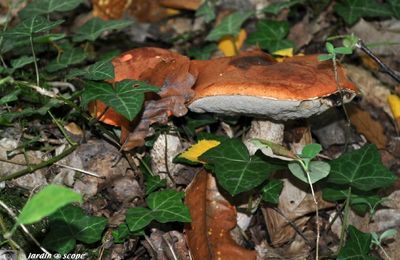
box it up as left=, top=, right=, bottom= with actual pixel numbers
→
left=185, top=170, right=256, bottom=260
left=347, top=104, right=387, bottom=149
left=89, top=47, right=198, bottom=150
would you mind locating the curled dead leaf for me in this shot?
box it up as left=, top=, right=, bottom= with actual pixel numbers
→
left=185, top=170, right=256, bottom=260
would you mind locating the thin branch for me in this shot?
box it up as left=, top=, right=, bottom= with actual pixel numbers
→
left=356, top=40, right=400, bottom=84
left=0, top=199, right=50, bottom=254
left=0, top=144, right=78, bottom=182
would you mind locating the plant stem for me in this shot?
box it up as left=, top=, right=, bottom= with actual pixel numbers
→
left=299, top=160, right=320, bottom=259
left=29, top=35, right=40, bottom=87
left=378, top=243, right=392, bottom=260
left=0, top=199, right=49, bottom=254
left=338, top=186, right=352, bottom=251
left=356, top=40, right=400, bottom=84
left=0, top=144, right=77, bottom=182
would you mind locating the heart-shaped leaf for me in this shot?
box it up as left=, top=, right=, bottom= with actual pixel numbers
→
left=46, top=47, right=87, bottom=72
left=19, top=0, right=83, bottom=18
left=247, top=20, right=293, bottom=53
left=126, top=190, right=191, bottom=232
left=338, top=225, right=374, bottom=259
left=196, top=0, right=216, bottom=23
left=42, top=205, right=107, bottom=254
left=334, top=0, right=392, bottom=25
left=289, top=161, right=330, bottom=184
left=84, top=59, right=115, bottom=80
left=261, top=179, right=284, bottom=204
left=10, top=56, right=36, bottom=69
left=206, top=11, right=253, bottom=41
left=73, top=18, right=133, bottom=42
left=262, top=0, right=303, bottom=15
left=4, top=16, right=64, bottom=37
left=200, top=139, right=283, bottom=196
left=327, top=144, right=396, bottom=191
left=82, top=80, right=159, bottom=121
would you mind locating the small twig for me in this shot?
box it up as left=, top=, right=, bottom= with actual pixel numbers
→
left=29, top=35, right=40, bottom=87
left=356, top=40, right=400, bottom=84
left=271, top=207, right=311, bottom=245
left=0, top=199, right=50, bottom=255
left=47, top=81, right=76, bottom=92
left=163, top=133, right=175, bottom=185
left=0, top=144, right=78, bottom=182
left=162, top=234, right=178, bottom=260
left=54, top=163, right=104, bottom=179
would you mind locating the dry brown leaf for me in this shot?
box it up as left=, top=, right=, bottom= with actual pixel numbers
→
left=92, top=0, right=170, bottom=22
left=348, top=104, right=387, bottom=149
left=159, top=0, right=202, bottom=10
left=185, top=170, right=257, bottom=260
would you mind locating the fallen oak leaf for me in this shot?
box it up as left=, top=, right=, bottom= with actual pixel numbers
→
left=347, top=104, right=387, bottom=149
left=185, top=169, right=257, bottom=260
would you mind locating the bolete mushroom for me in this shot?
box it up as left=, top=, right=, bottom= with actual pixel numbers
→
left=91, top=48, right=357, bottom=150
left=188, top=49, right=357, bottom=151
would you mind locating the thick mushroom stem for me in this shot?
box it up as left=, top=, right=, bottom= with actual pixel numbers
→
left=243, top=119, right=284, bottom=155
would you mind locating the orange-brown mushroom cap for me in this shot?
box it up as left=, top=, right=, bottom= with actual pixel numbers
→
left=189, top=50, right=357, bottom=120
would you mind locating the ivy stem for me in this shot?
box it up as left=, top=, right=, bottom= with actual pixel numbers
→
left=298, top=159, right=320, bottom=260
left=0, top=144, right=77, bottom=182
left=29, top=35, right=40, bottom=87
left=338, top=186, right=352, bottom=251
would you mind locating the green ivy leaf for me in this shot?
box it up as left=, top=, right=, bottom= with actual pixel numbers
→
left=322, top=187, right=382, bottom=215
left=327, top=144, right=396, bottom=191
left=338, top=225, right=374, bottom=260
left=206, top=11, right=253, bottom=41
left=196, top=0, right=216, bottom=23
left=46, top=47, right=87, bottom=72
left=145, top=175, right=167, bottom=195
left=334, top=0, right=392, bottom=25
left=112, top=223, right=130, bottom=244
left=187, top=43, right=217, bottom=60
left=200, top=139, right=283, bottom=196
left=261, top=180, right=284, bottom=204
left=19, top=0, right=84, bottom=18
left=17, top=185, right=82, bottom=225
left=10, top=56, right=36, bottom=69
left=247, top=20, right=293, bottom=53
left=84, top=59, right=115, bottom=80
left=288, top=161, right=330, bottom=184
left=0, top=98, right=62, bottom=123
left=42, top=205, right=107, bottom=254
left=389, top=0, right=400, bottom=19
left=4, top=16, right=64, bottom=38
left=0, top=89, right=21, bottom=105
left=82, top=80, right=159, bottom=121
left=126, top=190, right=191, bottom=232
left=73, top=18, right=133, bottom=42
left=262, top=0, right=303, bottom=15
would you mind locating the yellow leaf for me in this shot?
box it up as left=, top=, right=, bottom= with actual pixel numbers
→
left=166, top=8, right=180, bottom=16
left=179, top=140, right=221, bottom=163
left=218, top=29, right=247, bottom=57
left=388, top=94, right=400, bottom=119
left=273, top=48, right=293, bottom=57
left=273, top=48, right=293, bottom=62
